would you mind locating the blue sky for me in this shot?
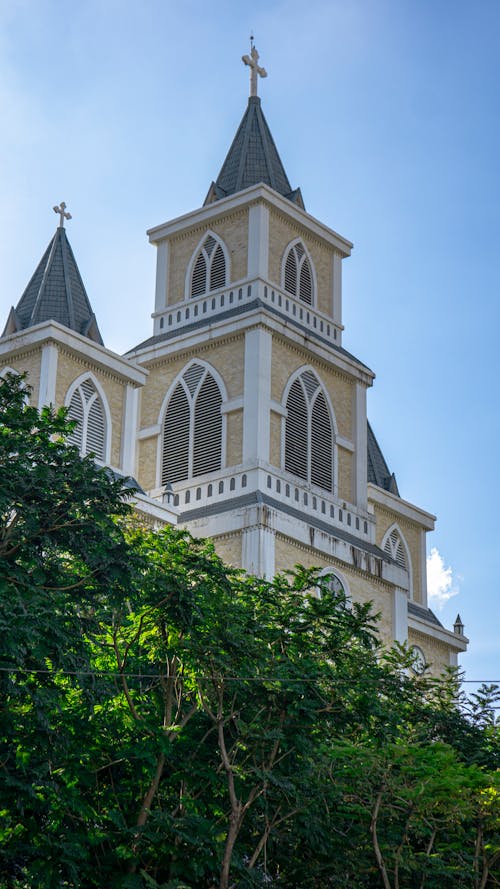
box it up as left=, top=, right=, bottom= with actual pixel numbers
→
left=1, top=0, right=498, bottom=687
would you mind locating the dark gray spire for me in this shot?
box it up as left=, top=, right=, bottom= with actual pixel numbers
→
left=2, top=224, right=103, bottom=344
left=367, top=421, right=400, bottom=496
left=204, top=96, right=304, bottom=209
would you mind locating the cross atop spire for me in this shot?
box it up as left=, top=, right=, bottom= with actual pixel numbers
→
left=242, top=36, right=267, bottom=97
left=53, top=201, right=72, bottom=228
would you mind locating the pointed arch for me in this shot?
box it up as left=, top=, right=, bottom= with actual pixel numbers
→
left=382, top=523, right=413, bottom=598
left=64, top=372, right=111, bottom=463
left=0, top=366, right=21, bottom=378
left=158, top=360, right=227, bottom=487
left=185, top=231, right=230, bottom=299
left=281, top=238, right=317, bottom=306
left=281, top=366, right=337, bottom=494
left=317, top=567, right=352, bottom=606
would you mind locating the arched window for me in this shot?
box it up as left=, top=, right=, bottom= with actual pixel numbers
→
left=383, top=527, right=408, bottom=569
left=382, top=525, right=413, bottom=597
left=161, top=363, right=223, bottom=485
left=316, top=569, right=351, bottom=607
left=283, top=369, right=334, bottom=493
left=409, top=645, right=426, bottom=674
left=189, top=234, right=227, bottom=298
left=66, top=378, right=107, bottom=460
left=282, top=241, right=314, bottom=305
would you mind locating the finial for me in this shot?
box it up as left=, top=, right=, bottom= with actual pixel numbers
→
left=453, top=614, right=464, bottom=635
left=242, top=37, right=267, bottom=98
left=53, top=201, right=72, bottom=228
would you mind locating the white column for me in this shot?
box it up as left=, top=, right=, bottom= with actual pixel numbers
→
left=121, top=384, right=139, bottom=476
left=154, top=240, right=169, bottom=314
left=247, top=203, right=269, bottom=279
left=241, top=526, right=276, bottom=578
left=353, top=383, right=367, bottom=509
left=243, top=327, right=272, bottom=464
left=420, top=531, right=428, bottom=607
left=332, top=251, right=342, bottom=326
left=393, top=587, right=408, bottom=643
left=38, top=343, right=58, bottom=408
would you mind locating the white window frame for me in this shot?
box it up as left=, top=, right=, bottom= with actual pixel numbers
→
left=280, top=365, right=338, bottom=495
left=184, top=230, right=231, bottom=300
left=382, top=523, right=413, bottom=599
left=157, top=359, right=228, bottom=488
left=280, top=237, right=317, bottom=306
left=316, top=567, right=352, bottom=606
left=64, top=372, right=111, bottom=464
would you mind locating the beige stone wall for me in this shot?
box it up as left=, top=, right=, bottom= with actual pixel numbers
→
left=210, top=532, right=242, bottom=569
left=55, top=350, right=126, bottom=468
left=274, top=533, right=394, bottom=645
left=269, top=410, right=282, bottom=466
left=271, top=336, right=353, bottom=440
left=137, top=436, right=157, bottom=492
left=337, top=448, right=352, bottom=502
left=373, top=501, right=425, bottom=604
left=268, top=207, right=334, bottom=317
left=227, top=410, right=243, bottom=466
left=408, top=628, right=451, bottom=676
left=2, top=349, right=42, bottom=405
left=167, top=209, right=249, bottom=304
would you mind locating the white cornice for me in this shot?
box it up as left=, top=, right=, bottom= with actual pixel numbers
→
left=147, top=184, right=353, bottom=257
left=408, top=614, right=468, bottom=652
left=129, top=307, right=375, bottom=386
left=368, top=483, right=436, bottom=529
left=0, top=321, right=148, bottom=386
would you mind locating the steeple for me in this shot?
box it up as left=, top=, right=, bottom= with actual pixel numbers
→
left=204, top=41, right=304, bottom=209
left=367, top=421, right=400, bottom=496
left=2, top=204, right=103, bottom=344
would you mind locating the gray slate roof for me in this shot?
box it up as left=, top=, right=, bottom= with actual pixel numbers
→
left=204, top=96, right=304, bottom=208
left=367, top=421, right=400, bottom=496
left=408, top=601, right=443, bottom=629
left=2, top=226, right=103, bottom=344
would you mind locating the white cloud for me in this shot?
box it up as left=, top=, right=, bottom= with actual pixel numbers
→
left=426, top=547, right=459, bottom=611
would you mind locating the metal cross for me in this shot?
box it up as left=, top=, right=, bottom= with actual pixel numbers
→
left=242, top=37, right=267, bottom=97
left=53, top=201, right=72, bottom=227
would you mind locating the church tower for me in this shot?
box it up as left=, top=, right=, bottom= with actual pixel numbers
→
left=124, top=44, right=467, bottom=670
left=0, top=45, right=467, bottom=673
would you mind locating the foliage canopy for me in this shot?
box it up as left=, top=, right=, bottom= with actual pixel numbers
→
left=1, top=373, right=499, bottom=888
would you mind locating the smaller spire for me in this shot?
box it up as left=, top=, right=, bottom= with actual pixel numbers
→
left=242, top=36, right=267, bottom=97
left=53, top=201, right=72, bottom=228
left=453, top=614, right=464, bottom=635
left=1, top=204, right=103, bottom=345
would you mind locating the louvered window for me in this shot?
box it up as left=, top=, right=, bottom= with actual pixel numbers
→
left=162, top=364, right=223, bottom=485
left=66, top=378, right=106, bottom=460
left=283, top=242, right=314, bottom=305
left=383, top=528, right=408, bottom=569
left=284, top=370, right=334, bottom=493
left=190, top=235, right=227, bottom=297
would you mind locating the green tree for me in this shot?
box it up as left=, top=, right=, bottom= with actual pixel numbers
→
left=1, top=372, right=499, bottom=889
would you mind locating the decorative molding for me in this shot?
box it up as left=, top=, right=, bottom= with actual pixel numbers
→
left=147, top=183, right=352, bottom=256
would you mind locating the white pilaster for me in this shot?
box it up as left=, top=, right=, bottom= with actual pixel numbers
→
left=247, top=203, right=269, bottom=279
left=241, top=526, right=276, bottom=578
left=420, top=531, right=428, bottom=607
left=353, top=383, right=367, bottom=509
left=154, top=241, right=169, bottom=314
left=121, top=384, right=139, bottom=476
left=332, top=251, right=342, bottom=326
left=243, top=327, right=272, bottom=463
left=393, top=587, right=408, bottom=643
left=38, top=342, right=58, bottom=408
